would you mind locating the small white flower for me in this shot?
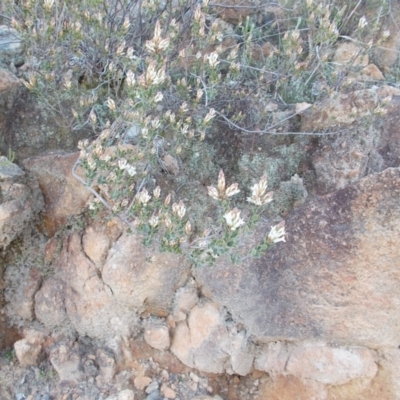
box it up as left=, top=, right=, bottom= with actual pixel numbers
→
left=136, top=188, right=151, bottom=205
left=164, top=193, right=172, bottom=207
left=149, top=215, right=159, bottom=228
left=154, top=91, right=163, bottom=103
left=206, top=52, right=220, bottom=68
left=153, top=186, right=161, bottom=198
left=268, top=221, right=286, bottom=243
left=247, top=175, right=274, bottom=206
left=224, top=208, right=245, bottom=231
left=204, top=108, right=216, bottom=124
left=126, top=70, right=135, bottom=87
left=196, top=89, right=204, bottom=101
left=172, top=200, right=186, bottom=219
left=43, top=0, right=54, bottom=10
left=125, top=164, right=137, bottom=176
left=358, top=16, right=368, bottom=30
left=207, top=169, right=240, bottom=201
left=106, top=98, right=116, bottom=111
left=118, top=158, right=128, bottom=170
left=185, top=221, right=192, bottom=235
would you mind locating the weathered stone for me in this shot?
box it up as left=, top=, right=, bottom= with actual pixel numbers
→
left=0, top=178, right=43, bottom=248
left=0, top=157, right=24, bottom=179
left=14, top=339, right=41, bottom=367
left=300, top=87, right=400, bottom=194
left=361, top=64, right=385, bottom=80
left=35, top=278, right=67, bottom=329
left=134, top=376, right=152, bottom=391
left=256, top=374, right=327, bottom=400
left=259, top=342, right=378, bottom=385
left=101, top=233, right=189, bottom=318
left=5, top=266, right=42, bottom=320
left=49, top=342, right=83, bottom=383
left=23, top=152, right=91, bottom=236
left=290, top=346, right=376, bottom=386
left=171, top=300, right=255, bottom=375
left=0, top=69, right=20, bottom=92
left=172, top=278, right=198, bottom=321
left=13, top=329, right=45, bottom=367
left=40, top=230, right=188, bottom=341
left=82, top=224, right=111, bottom=268
left=117, top=390, right=135, bottom=400
left=195, top=168, right=400, bottom=348
left=161, top=385, right=176, bottom=399
left=162, top=154, right=179, bottom=175
left=96, top=349, right=116, bottom=383
left=334, top=42, right=369, bottom=67
left=0, top=26, right=23, bottom=58
left=144, top=322, right=170, bottom=350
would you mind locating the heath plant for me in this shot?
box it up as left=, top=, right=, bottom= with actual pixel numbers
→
left=2, top=0, right=390, bottom=265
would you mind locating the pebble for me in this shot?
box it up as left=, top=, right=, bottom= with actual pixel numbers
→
left=134, top=376, right=152, bottom=391
left=145, top=379, right=159, bottom=394
left=190, top=372, right=200, bottom=383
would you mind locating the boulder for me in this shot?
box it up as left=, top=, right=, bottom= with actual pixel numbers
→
left=0, top=25, right=23, bottom=60
left=0, top=157, right=43, bottom=248
left=49, top=341, right=83, bottom=383
left=37, top=230, right=189, bottom=341
left=23, top=152, right=91, bottom=236
left=256, top=342, right=377, bottom=385
left=195, top=168, right=400, bottom=348
left=144, top=322, right=170, bottom=350
left=171, top=300, right=255, bottom=375
left=301, top=87, right=400, bottom=194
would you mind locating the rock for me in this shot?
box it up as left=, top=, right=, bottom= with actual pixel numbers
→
left=36, top=230, right=188, bottom=341
left=256, top=342, right=377, bottom=385
left=334, top=42, right=369, bottom=67
left=96, top=349, right=116, bottom=383
left=0, top=69, right=20, bottom=92
left=161, top=385, right=176, bottom=399
left=171, top=300, right=255, bottom=375
left=145, top=379, right=159, bottom=394
left=0, top=25, right=23, bottom=58
left=301, top=86, right=398, bottom=132
left=194, top=168, right=400, bottom=348
left=118, top=389, right=135, bottom=400
left=5, top=266, right=42, bottom=320
left=144, top=322, right=170, bottom=350
left=134, top=376, right=152, bottom=391
left=256, top=374, right=327, bottom=400
left=162, top=154, right=179, bottom=175
left=101, top=232, right=189, bottom=318
left=82, top=224, right=111, bottom=268
left=172, top=279, right=198, bottom=321
left=23, top=152, right=91, bottom=236
left=295, top=102, right=311, bottom=114
left=49, top=342, right=83, bottom=383
left=301, top=87, right=400, bottom=194
left=14, top=338, right=39, bottom=366
left=0, top=156, right=24, bottom=179
left=361, top=64, right=385, bottom=80
left=35, top=278, right=67, bottom=329
left=0, top=175, right=43, bottom=249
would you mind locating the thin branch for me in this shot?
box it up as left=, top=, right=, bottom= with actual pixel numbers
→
left=214, top=109, right=348, bottom=136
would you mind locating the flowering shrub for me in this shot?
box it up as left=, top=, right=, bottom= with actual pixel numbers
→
left=2, top=0, right=390, bottom=265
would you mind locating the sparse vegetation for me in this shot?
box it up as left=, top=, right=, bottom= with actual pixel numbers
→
left=1, top=0, right=391, bottom=265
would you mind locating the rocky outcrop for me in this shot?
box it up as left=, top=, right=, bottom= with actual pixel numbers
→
left=301, top=86, right=400, bottom=194
left=23, top=152, right=91, bottom=236
left=34, top=227, right=190, bottom=342
left=195, top=167, right=400, bottom=348
left=0, top=156, right=43, bottom=249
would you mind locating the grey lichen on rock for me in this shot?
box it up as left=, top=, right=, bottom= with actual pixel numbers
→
left=0, top=156, right=24, bottom=180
